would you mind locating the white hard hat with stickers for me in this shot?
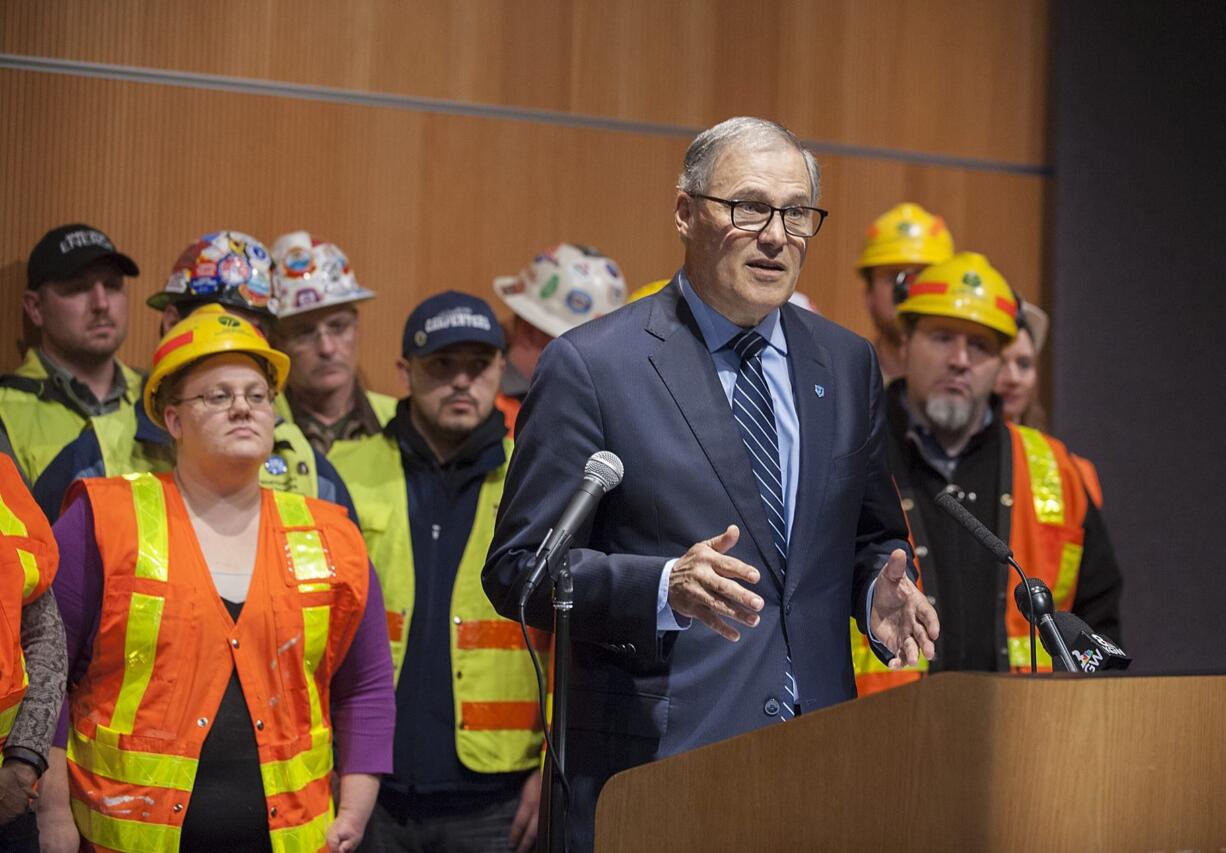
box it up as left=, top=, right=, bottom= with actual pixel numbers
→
left=271, top=231, right=375, bottom=318
left=493, top=243, right=626, bottom=338
left=149, top=230, right=274, bottom=314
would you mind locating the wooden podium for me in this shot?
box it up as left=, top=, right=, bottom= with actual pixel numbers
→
left=594, top=673, right=1226, bottom=851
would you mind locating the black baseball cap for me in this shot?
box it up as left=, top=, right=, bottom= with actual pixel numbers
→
left=27, top=224, right=140, bottom=290
left=403, top=291, right=506, bottom=358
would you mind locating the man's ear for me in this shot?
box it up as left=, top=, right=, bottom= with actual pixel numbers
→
left=22, top=290, right=43, bottom=329
left=397, top=357, right=412, bottom=396
left=675, top=190, right=694, bottom=241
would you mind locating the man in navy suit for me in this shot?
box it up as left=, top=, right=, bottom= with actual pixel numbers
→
left=483, top=116, right=939, bottom=851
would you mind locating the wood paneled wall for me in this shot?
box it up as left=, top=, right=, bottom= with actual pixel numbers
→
left=1, top=0, right=1049, bottom=397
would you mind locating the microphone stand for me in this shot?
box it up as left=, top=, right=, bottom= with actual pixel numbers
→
left=546, top=554, right=573, bottom=853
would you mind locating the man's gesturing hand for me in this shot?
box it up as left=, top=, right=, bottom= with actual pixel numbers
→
left=869, top=548, right=940, bottom=668
left=668, top=525, right=764, bottom=641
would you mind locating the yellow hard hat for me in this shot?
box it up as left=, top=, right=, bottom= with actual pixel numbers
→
left=857, top=203, right=955, bottom=270
left=144, top=304, right=291, bottom=428
left=627, top=279, right=670, bottom=303
left=896, top=252, right=1018, bottom=341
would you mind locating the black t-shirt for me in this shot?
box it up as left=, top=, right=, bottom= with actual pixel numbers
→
left=179, top=598, right=272, bottom=853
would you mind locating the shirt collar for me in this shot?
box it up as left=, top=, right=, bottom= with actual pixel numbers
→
left=36, top=348, right=127, bottom=412
left=677, top=270, right=788, bottom=357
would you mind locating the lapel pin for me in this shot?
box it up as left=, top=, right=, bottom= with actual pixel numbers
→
left=814, top=384, right=825, bottom=398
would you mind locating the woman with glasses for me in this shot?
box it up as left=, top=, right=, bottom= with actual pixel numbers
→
left=38, top=305, right=394, bottom=853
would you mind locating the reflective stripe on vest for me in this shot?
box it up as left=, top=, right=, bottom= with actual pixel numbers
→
left=68, top=473, right=367, bottom=852
left=327, top=430, right=547, bottom=774
left=0, top=454, right=57, bottom=748
left=1004, top=425, right=1086, bottom=671
left=449, top=461, right=549, bottom=770
left=0, top=350, right=143, bottom=484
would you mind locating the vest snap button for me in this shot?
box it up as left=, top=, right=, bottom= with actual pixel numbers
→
left=915, top=545, right=929, bottom=558
left=256, top=720, right=265, bottom=730
left=453, top=616, right=462, bottom=625
left=173, top=803, right=183, bottom=813
left=901, top=498, right=914, bottom=512
left=1001, top=493, right=1014, bottom=507
left=230, top=638, right=240, bottom=648
left=270, top=807, right=278, bottom=817
left=455, top=671, right=462, bottom=680
left=197, top=717, right=208, bottom=727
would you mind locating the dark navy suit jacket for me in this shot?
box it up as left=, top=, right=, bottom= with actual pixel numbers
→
left=483, top=278, right=912, bottom=847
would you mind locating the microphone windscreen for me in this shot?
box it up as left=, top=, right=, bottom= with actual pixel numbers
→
left=585, top=451, right=624, bottom=491
left=1014, top=580, right=1055, bottom=621
left=934, top=488, right=1013, bottom=563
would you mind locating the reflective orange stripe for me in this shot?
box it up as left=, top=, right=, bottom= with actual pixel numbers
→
left=459, top=701, right=541, bottom=731
left=68, top=762, right=190, bottom=828
left=386, top=611, right=406, bottom=642
left=456, top=620, right=549, bottom=652
left=265, top=775, right=333, bottom=831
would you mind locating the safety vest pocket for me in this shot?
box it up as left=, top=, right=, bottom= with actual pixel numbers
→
left=91, top=577, right=198, bottom=740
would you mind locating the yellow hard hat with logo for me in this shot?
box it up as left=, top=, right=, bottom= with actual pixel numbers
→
left=857, top=203, right=955, bottom=270
left=144, top=304, right=291, bottom=428
left=896, top=251, right=1018, bottom=341
left=627, top=279, right=670, bottom=303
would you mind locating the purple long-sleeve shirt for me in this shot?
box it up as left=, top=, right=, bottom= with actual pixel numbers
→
left=51, top=494, right=394, bottom=775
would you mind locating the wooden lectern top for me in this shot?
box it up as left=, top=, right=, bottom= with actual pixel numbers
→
left=595, top=673, right=1226, bottom=852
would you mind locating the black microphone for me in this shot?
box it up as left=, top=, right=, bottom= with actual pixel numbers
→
left=933, top=485, right=1040, bottom=672
left=1013, top=579, right=1079, bottom=673
left=518, top=451, right=624, bottom=607
left=933, top=488, right=1013, bottom=563
left=1052, top=612, right=1132, bottom=673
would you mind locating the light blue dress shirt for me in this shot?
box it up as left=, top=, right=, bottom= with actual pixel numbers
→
left=656, top=272, right=800, bottom=630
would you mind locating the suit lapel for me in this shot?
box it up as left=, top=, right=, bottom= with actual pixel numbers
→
left=647, top=282, right=786, bottom=587
left=781, top=306, right=835, bottom=592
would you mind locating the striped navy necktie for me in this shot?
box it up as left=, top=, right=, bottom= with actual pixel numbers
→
left=729, top=330, right=797, bottom=719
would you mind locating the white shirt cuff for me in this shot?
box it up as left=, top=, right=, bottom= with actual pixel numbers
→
left=656, top=558, right=691, bottom=632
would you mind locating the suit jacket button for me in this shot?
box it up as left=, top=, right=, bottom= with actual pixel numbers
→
left=784, top=603, right=792, bottom=616
left=764, top=698, right=780, bottom=717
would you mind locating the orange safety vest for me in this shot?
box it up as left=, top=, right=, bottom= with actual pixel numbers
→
left=852, top=423, right=1089, bottom=695
left=0, top=453, right=58, bottom=749
left=65, top=472, right=370, bottom=853
left=495, top=392, right=522, bottom=436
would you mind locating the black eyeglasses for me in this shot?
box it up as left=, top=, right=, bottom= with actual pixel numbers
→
left=689, top=193, right=828, bottom=238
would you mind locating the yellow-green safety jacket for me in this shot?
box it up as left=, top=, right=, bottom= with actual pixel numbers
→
left=0, top=350, right=143, bottom=484
left=326, top=406, right=547, bottom=775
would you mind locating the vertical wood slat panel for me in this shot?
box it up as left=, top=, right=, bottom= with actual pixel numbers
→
left=1, top=0, right=1049, bottom=165
left=0, top=70, right=1045, bottom=398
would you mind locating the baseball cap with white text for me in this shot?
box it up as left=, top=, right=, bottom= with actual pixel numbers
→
left=403, top=291, right=506, bottom=358
left=27, top=223, right=139, bottom=289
